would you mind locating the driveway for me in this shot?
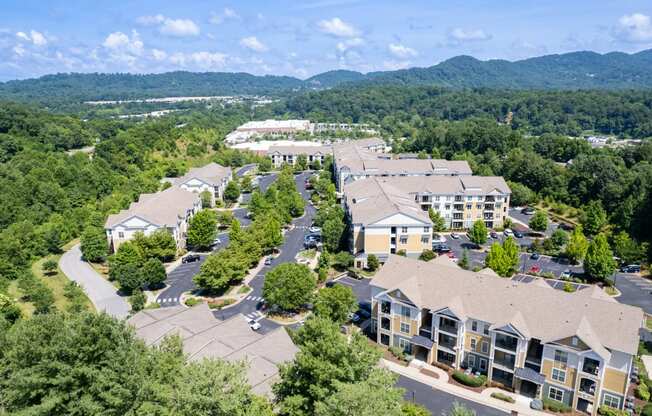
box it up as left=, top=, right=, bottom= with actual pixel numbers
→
left=614, top=273, right=652, bottom=314
left=59, top=244, right=130, bottom=319
left=235, top=163, right=256, bottom=177
left=396, top=375, right=507, bottom=416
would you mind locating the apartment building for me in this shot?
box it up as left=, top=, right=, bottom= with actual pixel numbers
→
left=173, top=162, right=232, bottom=207
left=225, top=119, right=312, bottom=144
left=267, top=145, right=332, bottom=168
left=333, top=140, right=472, bottom=190
left=105, top=187, right=201, bottom=252
left=374, top=175, right=511, bottom=229
left=370, top=255, right=643, bottom=416
left=344, top=178, right=432, bottom=267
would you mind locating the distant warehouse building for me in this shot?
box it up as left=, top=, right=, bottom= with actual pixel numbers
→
left=225, top=119, right=312, bottom=144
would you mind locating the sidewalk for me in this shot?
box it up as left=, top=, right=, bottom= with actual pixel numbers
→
left=382, top=359, right=548, bottom=416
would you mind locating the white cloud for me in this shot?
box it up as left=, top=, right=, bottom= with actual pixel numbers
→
left=12, top=45, right=25, bottom=57
left=210, top=8, right=240, bottom=24
left=388, top=43, right=417, bottom=58
left=15, top=31, right=30, bottom=42
left=318, top=17, right=359, bottom=38
left=168, top=51, right=228, bottom=69
left=103, top=32, right=130, bottom=49
left=614, top=13, right=652, bottom=43
left=151, top=49, right=167, bottom=61
left=336, top=37, right=364, bottom=52
left=160, top=18, right=200, bottom=37
left=383, top=60, right=411, bottom=70
left=448, top=27, right=491, bottom=42
left=15, top=30, right=48, bottom=46
left=102, top=31, right=144, bottom=67
left=240, top=36, right=268, bottom=52
left=137, top=14, right=165, bottom=26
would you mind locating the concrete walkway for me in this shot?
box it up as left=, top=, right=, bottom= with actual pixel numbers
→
left=382, top=359, right=548, bottom=416
left=59, top=244, right=130, bottom=319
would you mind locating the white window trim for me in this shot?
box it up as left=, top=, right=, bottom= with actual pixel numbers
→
left=552, top=368, right=566, bottom=383
left=481, top=341, right=489, bottom=354
left=548, top=386, right=564, bottom=402
left=398, top=338, right=411, bottom=352
left=479, top=358, right=487, bottom=370
left=470, top=338, right=477, bottom=351
left=554, top=350, right=568, bottom=365
left=468, top=355, right=476, bottom=368
left=603, top=393, right=620, bottom=408
left=400, top=322, right=411, bottom=334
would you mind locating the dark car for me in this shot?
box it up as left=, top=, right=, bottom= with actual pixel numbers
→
left=621, top=264, right=641, bottom=273
left=514, top=231, right=524, bottom=238
left=521, top=207, right=536, bottom=215
left=433, top=244, right=451, bottom=253
left=182, top=254, right=200, bottom=263
left=490, top=231, right=499, bottom=239
left=530, top=252, right=540, bottom=260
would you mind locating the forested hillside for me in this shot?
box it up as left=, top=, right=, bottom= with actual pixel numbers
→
left=2, top=49, right=652, bottom=106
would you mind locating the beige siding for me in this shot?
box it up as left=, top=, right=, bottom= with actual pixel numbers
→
left=365, top=233, right=390, bottom=252
left=603, top=368, right=628, bottom=394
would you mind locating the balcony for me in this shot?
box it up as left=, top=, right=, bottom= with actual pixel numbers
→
left=495, top=333, right=518, bottom=352
left=380, top=301, right=391, bottom=314
left=381, top=317, right=391, bottom=331
left=419, top=327, right=432, bottom=338
left=483, top=213, right=494, bottom=220
left=453, top=204, right=464, bottom=211
left=582, top=358, right=600, bottom=376
left=438, top=333, right=457, bottom=350
left=579, top=378, right=597, bottom=396
left=484, top=204, right=495, bottom=211
left=439, top=317, right=458, bottom=335
left=494, top=350, right=516, bottom=370
left=485, top=196, right=496, bottom=202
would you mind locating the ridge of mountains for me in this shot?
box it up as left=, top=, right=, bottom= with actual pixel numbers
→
left=2, top=49, right=652, bottom=103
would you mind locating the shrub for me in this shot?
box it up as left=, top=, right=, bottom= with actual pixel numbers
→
left=542, top=398, right=571, bottom=413
left=42, top=259, right=58, bottom=275
left=452, top=370, right=487, bottom=388
left=208, top=298, right=235, bottom=310
left=366, top=254, right=379, bottom=271
left=642, top=404, right=652, bottom=416
left=396, top=249, right=407, bottom=257
left=184, top=297, right=202, bottom=307
left=636, top=383, right=650, bottom=401
left=419, top=249, right=436, bottom=262
left=598, top=405, right=629, bottom=416
left=129, top=290, right=146, bottom=312
left=491, top=392, right=515, bottom=403
left=388, top=346, right=407, bottom=362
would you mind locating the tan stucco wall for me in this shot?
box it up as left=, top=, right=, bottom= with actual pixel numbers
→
left=542, top=359, right=576, bottom=389
left=463, top=333, right=491, bottom=355
left=352, top=229, right=364, bottom=253
left=603, top=368, right=628, bottom=394
left=392, top=316, right=419, bottom=336
left=365, top=233, right=390, bottom=252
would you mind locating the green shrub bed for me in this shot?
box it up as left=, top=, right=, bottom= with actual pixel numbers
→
left=542, top=398, right=571, bottom=413
left=490, top=392, right=515, bottom=403
left=452, top=370, right=487, bottom=388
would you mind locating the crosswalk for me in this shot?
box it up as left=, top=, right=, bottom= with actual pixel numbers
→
left=157, top=297, right=179, bottom=304
left=244, top=310, right=263, bottom=321
left=245, top=295, right=265, bottom=302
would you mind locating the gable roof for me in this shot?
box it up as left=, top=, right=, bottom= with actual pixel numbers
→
left=105, top=187, right=200, bottom=229
left=128, top=304, right=298, bottom=396
left=174, top=162, right=232, bottom=187
left=266, top=145, right=332, bottom=156
left=371, top=255, right=643, bottom=356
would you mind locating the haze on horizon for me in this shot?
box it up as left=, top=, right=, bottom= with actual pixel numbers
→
left=1, top=0, right=652, bottom=82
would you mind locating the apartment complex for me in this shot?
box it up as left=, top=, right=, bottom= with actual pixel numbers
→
left=105, top=186, right=201, bottom=252
left=370, top=255, right=643, bottom=416
left=375, top=175, right=511, bottom=229
left=267, top=145, right=332, bottom=168
left=333, top=139, right=472, bottom=190
left=344, top=178, right=433, bottom=266
left=225, top=119, right=312, bottom=144
left=173, top=162, right=233, bottom=207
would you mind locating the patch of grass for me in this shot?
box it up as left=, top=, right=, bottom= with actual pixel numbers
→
left=298, top=249, right=317, bottom=259
left=542, top=398, right=572, bottom=413
left=185, top=297, right=202, bottom=307
left=605, top=286, right=618, bottom=296
left=7, top=279, right=34, bottom=316
left=491, top=392, right=515, bottom=403
left=145, top=302, right=161, bottom=309
left=208, top=298, right=235, bottom=310
left=237, top=285, right=251, bottom=294
left=647, top=316, right=652, bottom=331
left=30, top=255, right=93, bottom=313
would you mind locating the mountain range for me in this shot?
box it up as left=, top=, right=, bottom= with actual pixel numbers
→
left=1, top=49, right=652, bottom=104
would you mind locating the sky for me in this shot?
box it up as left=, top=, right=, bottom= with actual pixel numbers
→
left=1, top=0, right=652, bottom=81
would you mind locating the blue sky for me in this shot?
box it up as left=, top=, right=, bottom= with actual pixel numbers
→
left=1, top=0, right=652, bottom=81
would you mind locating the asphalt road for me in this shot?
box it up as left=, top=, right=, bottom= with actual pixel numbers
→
left=397, top=375, right=508, bottom=416
left=613, top=273, right=652, bottom=314
left=235, top=163, right=256, bottom=177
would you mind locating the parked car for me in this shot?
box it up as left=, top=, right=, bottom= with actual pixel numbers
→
left=305, top=234, right=321, bottom=242
left=503, top=228, right=514, bottom=236
left=446, top=252, right=456, bottom=259
left=530, top=252, right=540, bottom=260
left=433, top=244, right=451, bottom=253
left=560, top=270, right=572, bottom=279
left=529, top=265, right=541, bottom=274
left=264, top=256, right=273, bottom=266
left=521, top=207, right=536, bottom=215
left=450, top=233, right=460, bottom=239
left=182, top=254, right=200, bottom=263
left=490, top=231, right=499, bottom=239
left=309, top=226, right=321, bottom=234
left=348, top=312, right=361, bottom=323
left=211, top=237, right=222, bottom=246
left=513, top=231, right=524, bottom=238
left=304, top=240, right=318, bottom=249
left=432, top=234, right=446, bottom=243
left=621, top=264, right=641, bottom=273
left=248, top=319, right=261, bottom=331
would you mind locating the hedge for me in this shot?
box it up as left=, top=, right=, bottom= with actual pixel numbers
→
left=597, top=405, right=629, bottom=416
left=542, top=398, right=571, bottom=413
left=636, top=383, right=651, bottom=401
left=490, top=392, right=515, bottom=403
left=452, top=370, right=487, bottom=388
left=642, top=404, right=652, bottom=416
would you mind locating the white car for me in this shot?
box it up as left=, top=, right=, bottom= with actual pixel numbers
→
left=212, top=237, right=222, bottom=246
left=503, top=229, right=514, bottom=236
left=248, top=319, right=261, bottom=331
left=433, top=234, right=446, bottom=243
left=309, top=226, right=321, bottom=234
left=450, top=233, right=460, bottom=239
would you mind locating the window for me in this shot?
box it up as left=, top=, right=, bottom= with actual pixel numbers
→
left=470, top=338, right=477, bottom=351
left=554, top=350, right=568, bottom=365
left=471, top=321, right=478, bottom=332
left=468, top=355, right=476, bottom=367
left=446, top=196, right=451, bottom=201
left=548, top=387, right=564, bottom=402
left=118, top=231, right=124, bottom=238
left=401, top=305, right=411, bottom=318
left=400, top=236, right=408, bottom=244
left=603, top=394, right=620, bottom=409
left=476, top=203, right=482, bottom=209
left=401, top=227, right=408, bottom=233
left=479, top=358, right=487, bottom=370
left=483, top=324, right=489, bottom=335
left=423, top=227, right=430, bottom=233
left=421, top=235, right=429, bottom=244
left=400, top=322, right=410, bottom=334
left=466, top=203, right=472, bottom=210
left=445, top=204, right=451, bottom=210
left=552, top=368, right=566, bottom=383
left=481, top=341, right=489, bottom=354
left=467, top=196, right=473, bottom=201
left=433, top=204, right=440, bottom=210
left=398, top=338, right=412, bottom=353
left=435, top=196, right=440, bottom=202
left=571, top=337, right=578, bottom=347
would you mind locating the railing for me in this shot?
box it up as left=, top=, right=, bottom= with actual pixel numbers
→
left=494, top=334, right=518, bottom=352
left=438, top=333, right=457, bottom=350
left=381, top=318, right=391, bottom=331
left=582, top=360, right=600, bottom=376
left=419, top=328, right=432, bottom=338
left=439, top=323, right=458, bottom=335
left=579, top=379, right=597, bottom=396
left=494, top=351, right=516, bottom=370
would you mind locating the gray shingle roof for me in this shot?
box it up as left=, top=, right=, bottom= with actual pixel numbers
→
left=105, top=187, right=200, bottom=228
left=371, top=255, right=643, bottom=356
left=174, top=162, right=232, bottom=187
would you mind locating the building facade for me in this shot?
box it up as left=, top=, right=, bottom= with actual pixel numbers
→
left=370, top=255, right=643, bottom=416
left=173, top=162, right=232, bottom=207
left=267, top=145, right=331, bottom=168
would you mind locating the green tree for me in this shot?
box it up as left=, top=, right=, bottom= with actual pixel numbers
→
left=550, top=229, right=568, bottom=248
left=258, top=158, right=273, bottom=173
left=134, top=230, right=177, bottom=262
left=419, top=249, right=436, bottom=262
left=565, top=225, right=589, bottom=264
left=584, top=234, right=617, bottom=283
left=295, top=154, right=308, bottom=171
left=528, top=211, right=548, bottom=233
left=194, top=250, right=248, bottom=293
left=0, top=292, right=22, bottom=324
left=468, top=220, right=488, bottom=246
left=80, top=226, right=108, bottom=262
left=485, top=243, right=507, bottom=276
left=42, top=259, right=58, bottom=275
left=114, top=263, right=144, bottom=294
left=502, top=237, right=520, bottom=275
left=200, top=190, right=212, bottom=208
left=332, top=251, right=354, bottom=269
left=402, top=402, right=431, bottom=416
left=130, top=289, right=146, bottom=312
left=108, top=241, right=142, bottom=281
left=366, top=254, right=379, bottom=271
left=428, top=208, right=446, bottom=232
left=224, top=180, right=241, bottom=204
left=274, top=317, right=381, bottom=416
left=459, top=249, right=470, bottom=270
left=263, top=263, right=316, bottom=311
left=314, top=285, right=357, bottom=325
left=612, top=231, right=645, bottom=265
left=447, top=402, right=476, bottom=416
left=143, top=258, right=167, bottom=288
left=581, top=200, right=608, bottom=236
left=253, top=215, right=283, bottom=252
left=322, top=217, right=345, bottom=252
left=187, top=210, right=218, bottom=251
left=314, top=369, right=405, bottom=416
left=507, top=181, right=536, bottom=206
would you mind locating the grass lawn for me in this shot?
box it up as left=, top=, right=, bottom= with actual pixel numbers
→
left=647, top=316, right=652, bottom=331
left=32, top=255, right=94, bottom=313
left=298, top=249, right=317, bottom=259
